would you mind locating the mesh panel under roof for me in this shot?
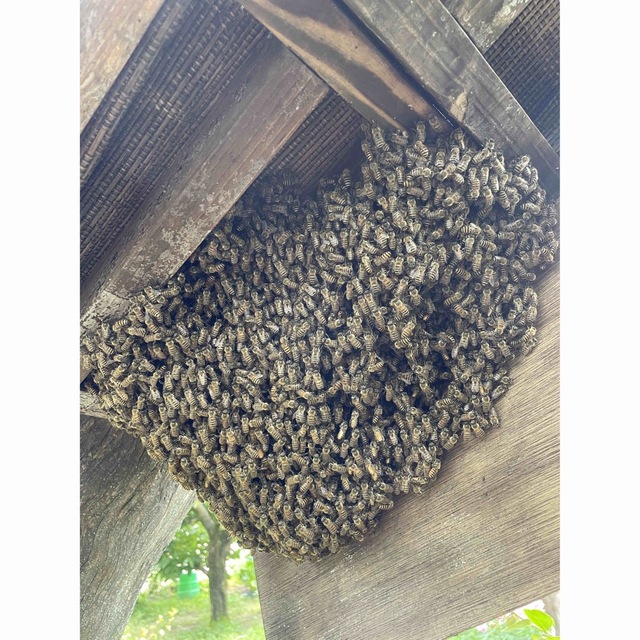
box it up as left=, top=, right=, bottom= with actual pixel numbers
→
left=267, top=91, right=366, bottom=196
left=80, top=0, right=268, bottom=283
left=484, top=0, right=560, bottom=153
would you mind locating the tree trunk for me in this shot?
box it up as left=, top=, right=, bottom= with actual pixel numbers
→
left=80, top=415, right=194, bottom=640
left=208, top=538, right=229, bottom=620
left=542, top=591, right=560, bottom=635
left=193, top=501, right=232, bottom=621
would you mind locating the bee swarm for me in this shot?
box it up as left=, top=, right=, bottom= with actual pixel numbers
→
left=82, top=123, right=559, bottom=561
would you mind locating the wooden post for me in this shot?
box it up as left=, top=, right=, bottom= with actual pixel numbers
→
left=80, top=415, right=195, bottom=640
left=240, top=0, right=450, bottom=131
left=441, top=0, right=533, bottom=53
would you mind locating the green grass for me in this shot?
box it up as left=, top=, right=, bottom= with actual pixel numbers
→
left=122, top=582, right=265, bottom=640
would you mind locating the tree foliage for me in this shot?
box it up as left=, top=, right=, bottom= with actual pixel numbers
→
left=450, top=609, right=559, bottom=639
left=153, top=508, right=209, bottom=583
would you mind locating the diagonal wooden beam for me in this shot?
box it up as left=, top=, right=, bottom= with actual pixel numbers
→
left=240, top=0, right=451, bottom=132
left=80, top=36, right=328, bottom=380
left=80, top=0, right=166, bottom=131
left=343, top=0, right=559, bottom=198
left=256, top=265, right=559, bottom=640
left=441, top=0, right=533, bottom=53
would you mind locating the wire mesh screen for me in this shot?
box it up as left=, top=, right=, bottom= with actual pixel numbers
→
left=484, top=0, right=559, bottom=153
left=80, top=0, right=268, bottom=283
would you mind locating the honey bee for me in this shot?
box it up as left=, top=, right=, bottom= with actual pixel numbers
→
left=497, top=339, right=512, bottom=358
left=360, top=138, right=376, bottom=162
left=427, top=111, right=445, bottom=134
left=390, top=297, right=410, bottom=320
left=371, top=126, right=389, bottom=151
left=467, top=168, right=480, bottom=200
left=391, top=208, right=408, bottom=231
left=497, top=189, right=510, bottom=209
left=367, top=305, right=385, bottom=331
left=431, top=265, right=449, bottom=289
left=400, top=319, right=416, bottom=341
left=425, top=260, right=439, bottom=282
left=513, top=155, right=530, bottom=174
left=442, top=433, right=458, bottom=451
left=428, top=459, right=441, bottom=479
left=471, top=421, right=486, bottom=438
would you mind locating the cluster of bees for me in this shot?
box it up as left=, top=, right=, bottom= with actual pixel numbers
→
left=81, top=122, right=559, bottom=561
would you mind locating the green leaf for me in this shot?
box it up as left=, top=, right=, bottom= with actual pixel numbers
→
left=504, top=614, right=527, bottom=628
left=507, top=619, right=536, bottom=630
left=546, top=636, right=560, bottom=639
left=524, top=609, right=554, bottom=633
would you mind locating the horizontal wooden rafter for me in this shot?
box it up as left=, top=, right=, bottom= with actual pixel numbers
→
left=256, top=265, right=559, bottom=640
left=80, top=0, right=166, bottom=131
left=240, top=0, right=451, bottom=132
left=80, top=35, right=328, bottom=380
left=343, top=0, right=559, bottom=197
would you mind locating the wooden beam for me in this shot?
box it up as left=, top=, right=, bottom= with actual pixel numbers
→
left=81, top=415, right=195, bottom=640
left=80, top=0, right=165, bottom=131
left=343, top=0, right=559, bottom=198
left=441, top=0, right=533, bottom=53
left=80, top=391, right=109, bottom=420
left=255, top=266, right=559, bottom=640
left=240, top=0, right=450, bottom=132
left=80, top=36, right=328, bottom=379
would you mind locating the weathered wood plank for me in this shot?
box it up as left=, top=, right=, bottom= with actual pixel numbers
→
left=240, top=0, right=450, bottom=132
left=80, top=415, right=195, bottom=640
left=80, top=37, right=328, bottom=379
left=80, top=0, right=165, bottom=131
left=343, top=0, right=559, bottom=198
left=255, top=265, right=559, bottom=640
left=80, top=390, right=109, bottom=419
left=441, top=0, right=533, bottom=53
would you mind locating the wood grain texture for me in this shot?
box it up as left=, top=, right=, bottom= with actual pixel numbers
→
left=442, top=0, right=533, bottom=53
left=240, top=0, right=450, bottom=132
left=343, top=0, right=559, bottom=198
left=80, top=0, right=165, bottom=131
left=80, top=390, right=109, bottom=419
left=80, top=36, right=328, bottom=379
left=255, top=265, right=559, bottom=640
left=80, top=415, right=194, bottom=640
